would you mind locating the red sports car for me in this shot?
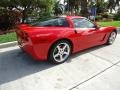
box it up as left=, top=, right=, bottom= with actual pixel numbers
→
left=16, top=16, right=117, bottom=64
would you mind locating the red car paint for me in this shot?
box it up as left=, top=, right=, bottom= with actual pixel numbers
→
left=16, top=16, right=116, bottom=61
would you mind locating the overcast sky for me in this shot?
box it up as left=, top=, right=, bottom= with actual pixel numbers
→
left=60, top=0, right=64, bottom=4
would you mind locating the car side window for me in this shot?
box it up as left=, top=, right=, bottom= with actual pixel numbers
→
left=73, top=18, right=95, bottom=28
left=57, top=18, right=70, bottom=27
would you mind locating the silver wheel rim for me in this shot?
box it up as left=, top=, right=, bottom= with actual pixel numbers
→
left=109, top=32, right=116, bottom=44
left=53, top=43, right=70, bottom=62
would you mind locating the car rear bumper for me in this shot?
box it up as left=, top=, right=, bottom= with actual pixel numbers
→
left=16, top=28, right=51, bottom=61
left=18, top=39, right=49, bottom=61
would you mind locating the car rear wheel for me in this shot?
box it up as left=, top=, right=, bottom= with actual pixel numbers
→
left=106, top=31, right=117, bottom=45
left=48, top=40, right=72, bottom=64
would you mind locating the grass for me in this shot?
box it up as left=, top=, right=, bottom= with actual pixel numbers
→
left=97, top=21, right=120, bottom=27
left=0, top=32, right=17, bottom=44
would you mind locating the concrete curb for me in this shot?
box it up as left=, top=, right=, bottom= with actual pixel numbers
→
left=0, top=41, right=18, bottom=49
left=117, top=27, right=120, bottom=30
left=117, top=27, right=120, bottom=33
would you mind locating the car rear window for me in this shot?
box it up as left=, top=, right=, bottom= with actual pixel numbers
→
left=31, top=18, right=70, bottom=27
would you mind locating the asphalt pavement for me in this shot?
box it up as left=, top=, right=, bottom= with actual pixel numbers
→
left=0, top=32, right=120, bottom=90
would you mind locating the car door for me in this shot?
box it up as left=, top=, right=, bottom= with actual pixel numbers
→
left=72, top=18, right=106, bottom=50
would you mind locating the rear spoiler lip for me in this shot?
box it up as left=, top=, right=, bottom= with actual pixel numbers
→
left=16, top=24, right=30, bottom=31
left=17, top=23, right=29, bottom=27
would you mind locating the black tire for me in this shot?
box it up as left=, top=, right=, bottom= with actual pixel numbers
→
left=48, top=40, right=72, bottom=64
left=106, top=31, right=117, bottom=45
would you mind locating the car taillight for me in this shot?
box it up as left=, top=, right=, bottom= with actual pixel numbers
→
left=16, top=29, right=29, bottom=41
left=24, top=32, right=29, bottom=41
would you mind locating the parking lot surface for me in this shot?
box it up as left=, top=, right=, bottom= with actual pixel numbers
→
left=0, top=33, right=120, bottom=90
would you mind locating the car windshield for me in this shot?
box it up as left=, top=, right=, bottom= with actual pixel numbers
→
left=73, top=18, right=95, bottom=28
left=31, top=17, right=69, bottom=27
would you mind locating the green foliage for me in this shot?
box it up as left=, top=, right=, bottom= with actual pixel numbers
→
left=54, top=1, right=64, bottom=16
left=0, top=0, right=56, bottom=23
left=95, top=13, right=115, bottom=21
left=113, top=11, right=120, bottom=20
left=107, top=0, right=120, bottom=13
left=95, top=15, right=102, bottom=21
left=101, top=13, right=109, bottom=18
left=65, top=0, right=81, bottom=15
left=0, top=8, right=20, bottom=31
left=108, top=14, right=114, bottom=19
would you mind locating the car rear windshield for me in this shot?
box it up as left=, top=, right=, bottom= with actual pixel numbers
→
left=31, top=17, right=69, bottom=27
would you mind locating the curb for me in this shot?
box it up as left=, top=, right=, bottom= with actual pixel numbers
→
left=117, top=27, right=120, bottom=30
left=0, top=41, right=18, bottom=49
left=117, top=27, right=120, bottom=33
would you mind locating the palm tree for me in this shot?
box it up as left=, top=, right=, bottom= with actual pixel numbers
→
left=54, top=1, right=65, bottom=16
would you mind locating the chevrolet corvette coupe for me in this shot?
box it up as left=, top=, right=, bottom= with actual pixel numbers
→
left=16, top=16, right=117, bottom=64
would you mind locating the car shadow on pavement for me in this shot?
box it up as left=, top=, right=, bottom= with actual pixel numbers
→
left=0, top=44, right=107, bottom=85
left=0, top=48, right=56, bottom=85
left=117, top=30, right=120, bottom=34
left=67, top=44, right=107, bottom=63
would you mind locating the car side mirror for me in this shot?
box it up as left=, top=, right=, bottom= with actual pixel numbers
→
left=93, top=22, right=100, bottom=29
left=93, top=25, right=98, bottom=28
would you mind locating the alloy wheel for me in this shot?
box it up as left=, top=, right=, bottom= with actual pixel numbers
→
left=53, top=42, right=70, bottom=63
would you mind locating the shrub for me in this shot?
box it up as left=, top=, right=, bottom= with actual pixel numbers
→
left=95, top=15, right=102, bottom=21
left=113, top=11, right=120, bottom=20
left=108, top=14, right=114, bottom=19
left=101, top=13, right=109, bottom=18
left=0, top=8, right=21, bottom=31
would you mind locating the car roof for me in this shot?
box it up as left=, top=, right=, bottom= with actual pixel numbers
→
left=59, top=15, right=84, bottom=19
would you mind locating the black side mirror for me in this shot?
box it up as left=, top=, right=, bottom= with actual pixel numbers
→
left=93, top=22, right=100, bottom=29
left=94, top=25, right=99, bottom=29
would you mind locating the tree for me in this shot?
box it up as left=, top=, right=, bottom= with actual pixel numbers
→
left=107, top=0, right=120, bottom=13
left=65, top=0, right=90, bottom=17
left=54, top=1, right=65, bottom=16
left=88, top=0, right=107, bottom=14
left=65, top=0, right=81, bottom=15
left=80, top=0, right=88, bottom=17
left=0, top=0, right=56, bottom=23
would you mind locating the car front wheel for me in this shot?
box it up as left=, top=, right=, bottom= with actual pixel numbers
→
left=48, top=40, right=72, bottom=64
left=106, top=31, right=117, bottom=45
